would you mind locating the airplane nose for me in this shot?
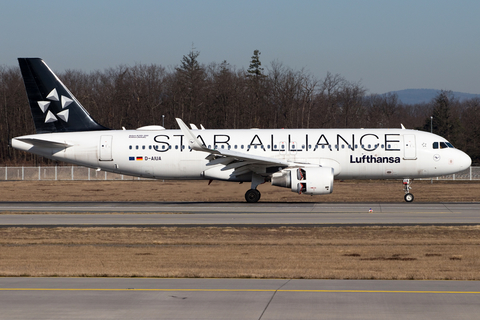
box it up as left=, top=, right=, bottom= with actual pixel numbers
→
left=459, top=150, right=472, bottom=169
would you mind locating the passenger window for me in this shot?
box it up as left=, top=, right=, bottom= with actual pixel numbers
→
left=129, top=145, right=132, bottom=150
left=136, top=145, right=139, bottom=150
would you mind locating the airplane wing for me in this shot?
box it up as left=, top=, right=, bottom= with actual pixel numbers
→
left=176, top=118, right=289, bottom=176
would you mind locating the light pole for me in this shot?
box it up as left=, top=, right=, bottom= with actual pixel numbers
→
left=430, top=116, right=433, bottom=184
left=162, top=115, right=165, bottom=128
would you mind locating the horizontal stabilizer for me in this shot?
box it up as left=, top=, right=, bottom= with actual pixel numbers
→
left=15, top=137, right=73, bottom=148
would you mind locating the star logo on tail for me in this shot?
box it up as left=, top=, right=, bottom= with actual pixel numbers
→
left=37, top=88, right=72, bottom=123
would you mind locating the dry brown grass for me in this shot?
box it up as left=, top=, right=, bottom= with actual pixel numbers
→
left=1, top=226, right=479, bottom=280
left=1, top=180, right=479, bottom=280
left=1, top=179, right=480, bottom=202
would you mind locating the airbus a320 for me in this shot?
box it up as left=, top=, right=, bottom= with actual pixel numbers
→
left=10, top=58, right=472, bottom=202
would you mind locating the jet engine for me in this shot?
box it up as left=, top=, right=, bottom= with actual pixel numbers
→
left=271, top=167, right=334, bottom=195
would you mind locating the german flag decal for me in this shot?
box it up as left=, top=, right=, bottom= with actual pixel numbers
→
left=136, top=156, right=143, bottom=161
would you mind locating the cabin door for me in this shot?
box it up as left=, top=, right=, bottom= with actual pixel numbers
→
left=99, top=135, right=113, bottom=161
left=403, top=134, right=416, bottom=160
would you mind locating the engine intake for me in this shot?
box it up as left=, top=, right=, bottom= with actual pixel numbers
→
left=271, top=167, right=334, bottom=195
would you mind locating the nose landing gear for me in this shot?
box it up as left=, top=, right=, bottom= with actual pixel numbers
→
left=403, top=179, right=414, bottom=202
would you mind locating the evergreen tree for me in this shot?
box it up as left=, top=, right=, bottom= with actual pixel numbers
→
left=175, top=48, right=205, bottom=121
left=423, top=90, right=460, bottom=142
left=247, top=50, right=265, bottom=78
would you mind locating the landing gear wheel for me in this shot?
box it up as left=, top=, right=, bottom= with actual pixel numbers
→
left=404, top=193, right=414, bottom=202
left=245, top=189, right=261, bottom=203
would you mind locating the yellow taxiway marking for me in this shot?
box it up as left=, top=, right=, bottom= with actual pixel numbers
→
left=1, top=288, right=479, bottom=294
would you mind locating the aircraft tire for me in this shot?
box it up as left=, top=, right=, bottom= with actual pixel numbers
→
left=245, top=189, right=261, bottom=203
left=404, top=193, right=414, bottom=202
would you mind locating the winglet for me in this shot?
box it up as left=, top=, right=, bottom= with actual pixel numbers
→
left=176, top=118, right=209, bottom=151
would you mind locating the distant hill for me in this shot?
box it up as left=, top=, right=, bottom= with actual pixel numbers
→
left=385, top=89, right=480, bottom=105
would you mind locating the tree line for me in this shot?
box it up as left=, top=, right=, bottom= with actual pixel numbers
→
left=1, top=50, right=480, bottom=165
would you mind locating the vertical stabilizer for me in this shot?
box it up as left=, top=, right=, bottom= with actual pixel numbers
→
left=18, top=58, right=108, bottom=133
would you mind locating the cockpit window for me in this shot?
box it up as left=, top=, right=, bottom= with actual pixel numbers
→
left=433, top=141, right=455, bottom=149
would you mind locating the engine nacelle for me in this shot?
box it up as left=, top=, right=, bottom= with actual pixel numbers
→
left=271, top=167, right=334, bottom=195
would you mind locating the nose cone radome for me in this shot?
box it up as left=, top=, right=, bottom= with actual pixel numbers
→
left=458, top=150, right=472, bottom=170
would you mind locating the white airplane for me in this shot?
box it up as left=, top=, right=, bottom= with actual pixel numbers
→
left=10, top=58, right=472, bottom=202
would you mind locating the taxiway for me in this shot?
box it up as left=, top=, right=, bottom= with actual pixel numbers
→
left=1, top=278, right=479, bottom=319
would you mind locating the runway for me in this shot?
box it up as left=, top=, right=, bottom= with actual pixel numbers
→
left=1, top=278, right=479, bottom=319
left=1, top=202, right=480, bottom=226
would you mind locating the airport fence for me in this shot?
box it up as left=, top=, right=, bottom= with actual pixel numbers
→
left=1, top=166, right=480, bottom=181
left=0, top=166, right=148, bottom=181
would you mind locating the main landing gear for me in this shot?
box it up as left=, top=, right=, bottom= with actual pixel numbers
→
left=403, top=179, right=414, bottom=202
left=245, top=173, right=265, bottom=203
left=245, top=189, right=261, bottom=203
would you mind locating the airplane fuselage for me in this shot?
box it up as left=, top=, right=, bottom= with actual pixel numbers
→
left=11, top=127, right=470, bottom=181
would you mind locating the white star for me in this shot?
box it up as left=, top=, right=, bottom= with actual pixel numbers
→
left=37, top=101, right=50, bottom=113
left=46, top=88, right=59, bottom=101
left=61, top=95, right=73, bottom=109
left=57, top=109, right=69, bottom=122
left=44, top=110, right=57, bottom=123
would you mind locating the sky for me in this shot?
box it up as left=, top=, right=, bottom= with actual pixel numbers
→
left=1, top=0, right=479, bottom=94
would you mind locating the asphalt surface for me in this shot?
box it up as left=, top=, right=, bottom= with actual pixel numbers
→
left=1, top=202, right=480, bottom=226
left=2, top=202, right=479, bottom=318
left=1, top=278, right=479, bottom=319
